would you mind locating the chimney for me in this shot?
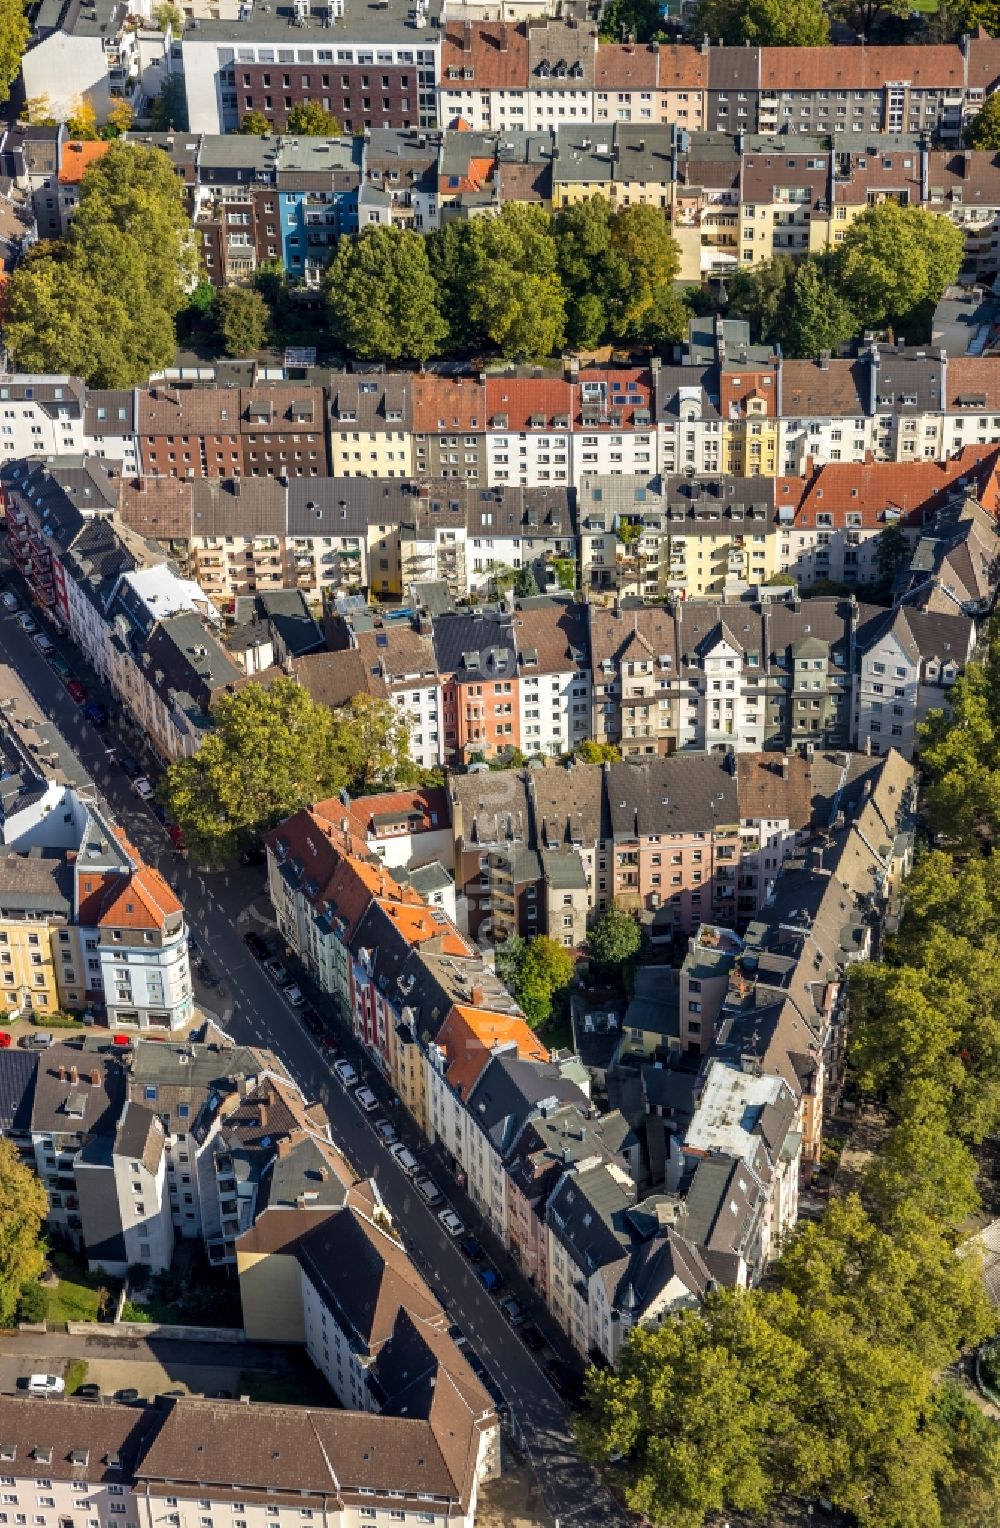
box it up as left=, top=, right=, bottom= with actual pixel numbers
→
left=58, top=1065, right=66, bottom=1081
left=499, top=20, right=508, bottom=50
left=818, top=350, right=830, bottom=370
left=780, top=756, right=789, bottom=779
left=258, top=1104, right=267, bottom=1127
left=964, top=151, right=972, bottom=180
left=69, top=1065, right=79, bottom=1084
left=90, top=1068, right=100, bottom=1085
left=276, top=1136, right=292, bottom=1158
left=471, top=984, right=484, bottom=1006
left=462, top=17, right=472, bottom=51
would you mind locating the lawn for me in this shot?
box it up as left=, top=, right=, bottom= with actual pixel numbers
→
left=44, top=1252, right=108, bottom=1324
left=64, top=1360, right=89, bottom=1395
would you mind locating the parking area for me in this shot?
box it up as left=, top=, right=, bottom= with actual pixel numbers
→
left=0, top=1333, right=335, bottom=1409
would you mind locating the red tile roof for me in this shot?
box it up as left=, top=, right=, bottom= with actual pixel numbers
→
left=411, top=376, right=487, bottom=433
left=780, top=444, right=1000, bottom=528
left=349, top=786, right=450, bottom=841
left=657, top=43, right=707, bottom=89
left=440, top=20, right=529, bottom=90
left=720, top=366, right=778, bottom=417
left=58, top=140, right=112, bottom=184
left=574, top=368, right=653, bottom=429
left=486, top=376, right=574, bottom=432
left=594, top=42, right=658, bottom=90
left=759, top=42, right=964, bottom=90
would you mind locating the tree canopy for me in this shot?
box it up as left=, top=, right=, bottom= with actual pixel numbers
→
left=690, top=0, right=829, bottom=45
left=431, top=205, right=567, bottom=360
left=0, top=1140, right=47, bottom=1328
left=159, top=679, right=420, bottom=865
left=587, top=904, right=642, bottom=970
left=554, top=196, right=685, bottom=350
left=287, top=101, right=341, bottom=135
left=496, top=934, right=575, bottom=1028
left=966, top=93, right=1000, bottom=149
left=0, top=0, right=30, bottom=107
left=326, top=225, right=447, bottom=362
left=217, top=286, right=270, bottom=357
left=5, top=141, right=194, bottom=385
left=598, top=0, right=666, bottom=41
left=240, top=110, right=272, bottom=135
left=834, top=202, right=964, bottom=337
left=727, top=254, right=855, bottom=358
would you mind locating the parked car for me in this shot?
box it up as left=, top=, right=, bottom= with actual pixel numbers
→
left=47, top=614, right=67, bottom=638
left=66, top=677, right=86, bottom=703
left=82, top=701, right=108, bottom=726
left=460, top=1236, right=485, bottom=1264
left=319, top=1033, right=337, bottom=1053
left=243, top=931, right=269, bottom=960
left=500, top=1296, right=524, bottom=1327
left=301, top=1007, right=324, bottom=1037
left=415, top=1175, right=442, bottom=1205
left=15, top=611, right=37, bottom=634
left=374, top=1118, right=397, bottom=1145
left=389, top=1142, right=418, bottom=1176
left=0, top=1032, right=11, bottom=1049
left=521, top=1324, right=544, bottom=1353
left=27, top=1375, right=64, bottom=1395
left=333, top=1059, right=358, bottom=1088
left=283, top=983, right=305, bottom=1007
left=76, top=1383, right=101, bottom=1400
left=50, top=654, right=71, bottom=679
left=134, top=776, right=154, bottom=800
left=477, top=1265, right=502, bottom=1294
left=438, top=1208, right=465, bottom=1238
left=2, top=590, right=19, bottom=611
left=115, top=1387, right=140, bottom=1404
left=19, top=1031, right=53, bottom=1050
left=265, top=956, right=288, bottom=984
left=33, top=632, right=54, bottom=656
left=447, top=1322, right=467, bottom=1348
left=119, top=755, right=141, bottom=779
left=355, top=1086, right=378, bottom=1112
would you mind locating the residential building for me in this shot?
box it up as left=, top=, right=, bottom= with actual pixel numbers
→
left=328, top=373, right=413, bottom=479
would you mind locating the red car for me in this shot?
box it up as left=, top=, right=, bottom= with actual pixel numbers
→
left=67, top=679, right=86, bottom=703
left=167, top=824, right=185, bottom=849
left=0, top=1032, right=11, bottom=1049
left=111, top=1034, right=131, bottom=1048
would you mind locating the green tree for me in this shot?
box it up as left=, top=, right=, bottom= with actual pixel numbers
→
left=513, top=566, right=539, bottom=597
left=0, top=1140, right=47, bottom=1327
left=493, top=934, right=525, bottom=995
left=66, top=98, right=99, bottom=139
left=326, top=225, right=447, bottom=362
left=514, top=936, right=575, bottom=1028
left=864, top=1110, right=980, bottom=1229
left=781, top=259, right=857, bottom=358
left=966, top=93, right=1000, bottom=149
left=875, top=520, right=909, bottom=589
left=598, top=0, right=665, bottom=41
left=690, top=0, right=829, bottom=45
left=152, top=73, right=188, bottom=131
left=154, top=1, right=183, bottom=29
left=555, top=196, right=620, bottom=348
left=588, top=904, right=642, bottom=970
left=0, top=0, right=30, bottom=107
left=827, top=0, right=913, bottom=39
left=187, top=276, right=217, bottom=320
left=575, top=740, right=621, bottom=764
left=159, top=678, right=416, bottom=865
left=726, top=254, right=797, bottom=347
left=104, top=100, right=134, bottom=138
left=240, top=110, right=272, bottom=135
left=834, top=203, right=964, bottom=336
left=73, top=140, right=195, bottom=315
left=434, top=205, right=566, bottom=359
left=4, top=249, right=125, bottom=381
left=16, top=1281, right=48, bottom=1324
left=608, top=203, right=685, bottom=344
left=933, top=1383, right=1000, bottom=1528
left=287, top=100, right=341, bottom=135
left=217, top=286, right=270, bottom=356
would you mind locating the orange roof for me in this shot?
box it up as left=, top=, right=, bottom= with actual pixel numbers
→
left=575, top=368, right=654, bottom=429
left=595, top=42, right=658, bottom=91
left=657, top=43, right=708, bottom=90
left=435, top=1004, right=549, bottom=1100
left=440, top=20, right=530, bottom=90
left=411, top=375, right=487, bottom=433
left=720, top=366, right=778, bottom=417
left=486, top=376, right=574, bottom=432
left=77, top=863, right=181, bottom=931
left=778, top=444, right=1000, bottom=529
left=266, top=805, right=420, bottom=938
left=374, top=897, right=472, bottom=957
left=348, top=786, right=450, bottom=842
left=759, top=43, right=964, bottom=91
left=58, top=140, right=112, bottom=185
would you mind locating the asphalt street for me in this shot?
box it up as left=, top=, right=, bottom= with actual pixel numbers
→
left=0, top=591, right=627, bottom=1528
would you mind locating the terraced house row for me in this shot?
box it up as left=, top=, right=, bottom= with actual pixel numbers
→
left=266, top=745, right=915, bottom=1358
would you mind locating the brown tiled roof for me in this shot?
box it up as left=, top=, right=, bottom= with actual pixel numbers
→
left=411, top=375, right=486, bottom=432
left=961, top=29, right=1000, bottom=90
left=265, top=805, right=416, bottom=936
left=595, top=42, right=658, bottom=90
left=235, top=1205, right=337, bottom=1255
left=946, top=356, right=1000, bottom=410
left=657, top=43, right=707, bottom=89
left=834, top=151, right=922, bottom=207
left=497, top=159, right=551, bottom=202
left=293, top=648, right=382, bottom=707
left=741, top=154, right=829, bottom=206
left=573, top=367, right=654, bottom=429
left=780, top=359, right=867, bottom=417
left=298, top=1204, right=442, bottom=1349
left=759, top=42, right=965, bottom=90
left=720, top=365, right=778, bottom=417
left=349, top=785, right=450, bottom=840
left=782, top=445, right=1000, bottom=528
left=440, top=20, right=529, bottom=90
left=736, top=754, right=811, bottom=831
left=139, top=385, right=241, bottom=436
left=190, top=477, right=287, bottom=538
left=117, top=477, right=193, bottom=540
left=589, top=603, right=677, bottom=668
left=95, top=865, right=182, bottom=930
left=513, top=597, right=589, bottom=676
left=927, top=148, right=1000, bottom=208
left=0, top=1395, right=159, bottom=1481
left=354, top=624, right=438, bottom=692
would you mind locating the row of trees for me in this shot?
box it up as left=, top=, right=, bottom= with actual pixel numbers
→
left=727, top=202, right=965, bottom=358
left=577, top=661, right=1000, bottom=1524
left=158, top=678, right=435, bottom=866
left=326, top=199, right=685, bottom=363
left=4, top=142, right=194, bottom=387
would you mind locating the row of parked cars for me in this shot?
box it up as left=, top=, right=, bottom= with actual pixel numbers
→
left=242, top=918, right=581, bottom=1404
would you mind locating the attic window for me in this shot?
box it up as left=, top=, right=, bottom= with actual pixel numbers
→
left=34, top=1448, right=53, bottom=1465
left=0, top=1446, right=15, bottom=1462
left=70, top=1451, right=89, bottom=1467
